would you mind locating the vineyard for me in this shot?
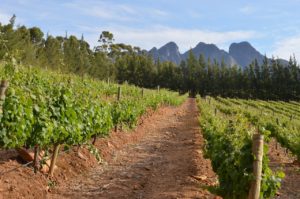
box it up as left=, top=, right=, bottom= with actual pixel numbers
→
left=1, top=0, right=300, bottom=198
left=0, top=61, right=299, bottom=199
left=198, top=96, right=299, bottom=198
left=0, top=61, right=186, bottom=176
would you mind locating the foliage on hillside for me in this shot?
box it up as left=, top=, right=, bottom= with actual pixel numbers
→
left=1, top=15, right=300, bottom=100
left=0, top=61, right=186, bottom=150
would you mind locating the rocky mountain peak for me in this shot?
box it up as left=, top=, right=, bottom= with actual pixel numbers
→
left=229, top=41, right=264, bottom=67
left=148, top=41, right=287, bottom=67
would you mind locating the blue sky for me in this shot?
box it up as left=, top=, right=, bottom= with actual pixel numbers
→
left=1, top=0, right=300, bottom=60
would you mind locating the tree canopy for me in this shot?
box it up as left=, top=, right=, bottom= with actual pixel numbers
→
left=1, top=15, right=300, bottom=100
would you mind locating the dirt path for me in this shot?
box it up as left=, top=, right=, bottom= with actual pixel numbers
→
left=49, top=98, right=219, bottom=199
left=268, top=139, right=300, bottom=199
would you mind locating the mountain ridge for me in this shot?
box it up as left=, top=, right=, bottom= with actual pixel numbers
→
left=148, top=41, right=288, bottom=67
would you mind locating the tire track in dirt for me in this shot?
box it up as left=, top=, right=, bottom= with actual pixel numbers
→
left=49, top=98, right=219, bottom=199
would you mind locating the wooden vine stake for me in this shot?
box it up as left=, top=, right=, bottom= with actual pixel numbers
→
left=33, top=145, right=40, bottom=173
left=92, top=134, right=97, bottom=145
left=0, top=80, right=9, bottom=101
left=248, top=133, right=264, bottom=199
left=49, top=144, right=60, bottom=177
left=141, top=88, right=144, bottom=98
left=157, top=85, right=160, bottom=93
left=115, top=87, right=121, bottom=132
left=118, top=87, right=122, bottom=131
left=0, top=80, right=9, bottom=115
left=117, top=86, right=121, bottom=101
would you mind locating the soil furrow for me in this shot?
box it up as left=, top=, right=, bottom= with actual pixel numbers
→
left=49, top=98, right=219, bottom=199
left=268, top=139, right=300, bottom=199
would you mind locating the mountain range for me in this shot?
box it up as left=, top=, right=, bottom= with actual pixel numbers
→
left=148, top=41, right=288, bottom=67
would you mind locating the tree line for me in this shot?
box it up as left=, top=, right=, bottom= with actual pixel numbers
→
left=1, top=15, right=300, bottom=100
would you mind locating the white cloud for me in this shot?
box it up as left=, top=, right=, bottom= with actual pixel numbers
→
left=79, top=25, right=261, bottom=53
left=0, top=9, right=25, bottom=25
left=64, top=1, right=139, bottom=22
left=16, top=0, right=38, bottom=5
left=272, top=36, right=300, bottom=61
left=0, top=11, right=11, bottom=24
left=117, top=5, right=137, bottom=15
left=64, top=1, right=170, bottom=23
left=240, top=5, right=256, bottom=15
left=188, top=11, right=202, bottom=19
left=64, top=0, right=171, bottom=23
left=152, top=9, right=169, bottom=17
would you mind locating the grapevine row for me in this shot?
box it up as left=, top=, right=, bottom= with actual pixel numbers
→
left=0, top=62, right=186, bottom=157
left=216, top=97, right=300, bottom=159
left=198, top=97, right=284, bottom=199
